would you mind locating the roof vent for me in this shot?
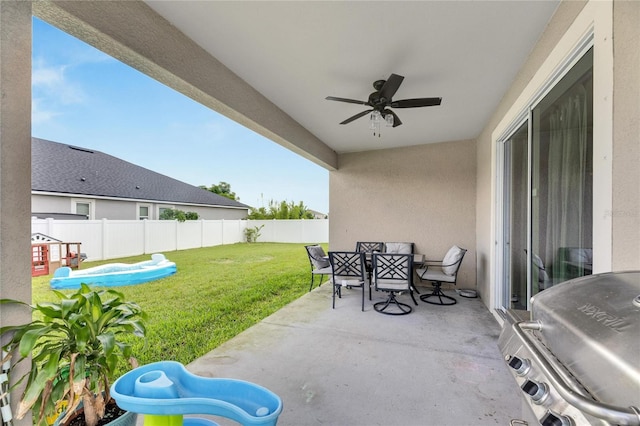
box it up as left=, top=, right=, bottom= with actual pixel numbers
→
left=68, top=145, right=94, bottom=154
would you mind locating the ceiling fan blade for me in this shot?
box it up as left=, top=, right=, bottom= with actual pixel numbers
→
left=379, top=74, right=404, bottom=101
left=326, top=96, right=369, bottom=106
left=386, top=110, right=403, bottom=127
left=390, top=97, right=442, bottom=108
left=340, top=109, right=373, bottom=125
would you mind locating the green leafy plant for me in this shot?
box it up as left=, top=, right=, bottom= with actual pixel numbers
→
left=199, top=181, right=238, bottom=201
left=0, top=284, right=146, bottom=426
left=244, top=225, right=264, bottom=243
left=247, top=200, right=315, bottom=220
left=159, top=209, right=199, bottom=222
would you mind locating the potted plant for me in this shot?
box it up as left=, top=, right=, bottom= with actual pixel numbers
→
left=0, top=284, right=146, bottom=426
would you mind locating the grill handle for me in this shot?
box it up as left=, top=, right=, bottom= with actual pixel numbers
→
left=514, top=320, right=640, bottom=426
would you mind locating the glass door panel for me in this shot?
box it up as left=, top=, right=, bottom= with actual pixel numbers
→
left=499, top=48, right=593, bottom=311
left=531, top=48, right=593, bottom=293
left=503, top=123, right=529, bottom=310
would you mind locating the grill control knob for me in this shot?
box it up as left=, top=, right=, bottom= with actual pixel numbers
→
left=507, top=355, right=530, bottom=375
left=540, top=411, right=572, bottom=426
left=521, top=379, right=548, bottom=404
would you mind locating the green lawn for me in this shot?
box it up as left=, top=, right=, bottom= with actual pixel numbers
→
left=31, top=242, right=327, bottom=371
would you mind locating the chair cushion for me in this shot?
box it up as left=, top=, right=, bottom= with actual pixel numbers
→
left=531, top=254, right=549, bottom=284
left=332, top=276, right=364, bottom=287
left=384, top=242, right=413, bottom=254
left=442, top=246, right=464, bottom=276
left=313, top=265, right=332, bottom=275
left=567, top=248, right=593, bottom=263
left=375, top=278, right=410, bottom=291
left=308, top=246, right=330, bottom=269
left=417, top=268, right=456, bottom=283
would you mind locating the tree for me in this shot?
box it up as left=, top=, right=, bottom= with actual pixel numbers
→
left=200, top=181, right=238, bottom=200
left=247, top=200, right=315, bottom=220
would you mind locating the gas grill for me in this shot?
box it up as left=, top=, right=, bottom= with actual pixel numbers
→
left=498, top=271, right=640, bottom=425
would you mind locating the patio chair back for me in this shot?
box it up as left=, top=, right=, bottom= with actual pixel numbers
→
left=305, top=244, right=331, bottom=292
left=328, top=251, right=367, bottom=311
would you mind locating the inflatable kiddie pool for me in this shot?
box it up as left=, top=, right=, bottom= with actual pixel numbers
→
left=50, top=253, right=177, bottom=289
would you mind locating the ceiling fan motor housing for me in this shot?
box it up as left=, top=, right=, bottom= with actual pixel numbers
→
left=325, top=73, right=442, bottom=128
left=368, top=92, right=388, bottom=110
left=373, top=79, right=386, bottom=91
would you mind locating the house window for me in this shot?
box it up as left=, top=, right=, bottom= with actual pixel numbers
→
left=498, top=48, right=593, bottom=311
left=158, top=206, right=174, bottom=220
left=73, top=199, right=94, bottom=219
left=138, top=204, right=151, bottom=220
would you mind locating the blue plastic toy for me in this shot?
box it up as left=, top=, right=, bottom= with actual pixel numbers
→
left=110, top=361, right=282, bottom=426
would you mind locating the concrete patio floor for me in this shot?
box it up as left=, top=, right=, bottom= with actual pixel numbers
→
left=186, top=282, right=523, bottom=426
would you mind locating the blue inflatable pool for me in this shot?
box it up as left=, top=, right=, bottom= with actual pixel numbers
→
left=50, top=253, right=177, bottom=289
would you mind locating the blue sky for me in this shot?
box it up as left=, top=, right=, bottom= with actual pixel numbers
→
left=32, top=18, right=329, bottom=213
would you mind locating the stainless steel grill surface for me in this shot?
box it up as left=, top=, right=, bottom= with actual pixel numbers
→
left=498, top=271, right=640, bottom=426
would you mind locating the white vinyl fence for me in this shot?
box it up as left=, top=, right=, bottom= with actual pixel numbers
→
left=32, top=218, right=328, bottom=261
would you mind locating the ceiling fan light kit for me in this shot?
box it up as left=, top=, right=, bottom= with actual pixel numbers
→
left=369, top=110, right=394, bottom=137
left=326, top=73, right=442, bottom=137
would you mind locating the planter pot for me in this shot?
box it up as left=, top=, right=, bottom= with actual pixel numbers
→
left=53, top=402, right=137, bottom=426
left=103, top=409, right=137, bottom=426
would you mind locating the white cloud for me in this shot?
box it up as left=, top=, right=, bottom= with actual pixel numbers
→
left=32, top=58, right=85, bottom=105
left=31, top=58, right=86, bottom=125
left=32, top=98, right=61, bottom=125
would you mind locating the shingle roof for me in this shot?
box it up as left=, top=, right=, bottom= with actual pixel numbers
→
left=32, top=138, right=249, bottom=209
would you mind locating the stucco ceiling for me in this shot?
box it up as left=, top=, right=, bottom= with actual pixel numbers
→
left=143, top=1, right=559, bottom=154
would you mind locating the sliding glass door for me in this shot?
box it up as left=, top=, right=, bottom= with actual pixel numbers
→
left=499, top=48, right=593, bottom=311
left=502, top=123, right=529, bottom=309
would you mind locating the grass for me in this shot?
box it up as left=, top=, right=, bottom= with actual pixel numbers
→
left=31, top=242, right=327, bottom=371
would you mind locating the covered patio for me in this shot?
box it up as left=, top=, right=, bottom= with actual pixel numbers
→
left=1, top=2, right=638, bottom=425
left=187, top=283, right=521, bottom=425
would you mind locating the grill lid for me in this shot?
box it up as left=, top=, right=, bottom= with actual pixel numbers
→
left=530, top=271, right=640, bottom=409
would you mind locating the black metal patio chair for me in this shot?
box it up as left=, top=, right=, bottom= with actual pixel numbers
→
left=305, top=244, right=332, bottom=292
left=328, top=251, right=368, bottom=311
left=417, top=246, right=467, bottom=305
left=372, top=252, right=418, bottom=315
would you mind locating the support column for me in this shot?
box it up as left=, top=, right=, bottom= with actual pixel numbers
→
left=0, top=2, right=33, bottom=426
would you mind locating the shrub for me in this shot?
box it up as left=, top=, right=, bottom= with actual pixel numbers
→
left=159, top=209, right=199, bottom=222
left=244, top=225, right=264, bottom=243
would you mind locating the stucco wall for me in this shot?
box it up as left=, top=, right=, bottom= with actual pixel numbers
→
left=96, top=199, right=137, bottom=219
left=32, top=193, right=71, bottom=213
left=475, top=0, right=640, bottom=311
left=475, top=1, right=586, bottom=307
left=330, top=140, right=477, bottom=289
left=475, top=1, right=588, bottom=308
left=612, top=0, right=640, bottom=270
left=0, top=3, right=33, bottom=425
left=31, top=194, right=248, bottom=220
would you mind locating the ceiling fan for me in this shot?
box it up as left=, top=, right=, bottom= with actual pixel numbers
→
left=325, top=73, right=442, bottom=132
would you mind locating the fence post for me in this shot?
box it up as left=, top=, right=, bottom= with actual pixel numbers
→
left=174, top=220, right=178, bottom=251
left=46, top=217, right=54, bottom=237
left=143, top=219, right=149, bottom=254
left=102, top=218, right=108, bottom=260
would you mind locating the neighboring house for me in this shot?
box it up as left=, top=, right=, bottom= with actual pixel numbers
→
left=31, top=138, right=250, bottom=220
left=308, top=210, right=327, bottom=219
